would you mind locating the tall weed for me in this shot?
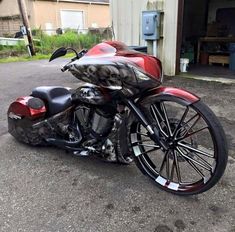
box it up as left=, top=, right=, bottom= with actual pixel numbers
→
left=0, top=30, right=106, bottom=57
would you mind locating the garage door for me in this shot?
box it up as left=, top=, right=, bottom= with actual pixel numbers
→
left=60, top=10, right=84, bottom=31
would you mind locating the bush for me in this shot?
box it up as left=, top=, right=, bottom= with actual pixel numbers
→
left=0, top=41, right=26, bottom=57
left=0, top=29, right=107, bottom=58
left=35, top=30, right=103, bottom=54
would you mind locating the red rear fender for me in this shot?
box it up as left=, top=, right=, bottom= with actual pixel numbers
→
left=8, top=96, right=46, bottom=119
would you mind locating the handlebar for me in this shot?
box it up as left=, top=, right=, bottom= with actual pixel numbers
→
left=61, top=49, right=88, bottom=72
left=61, top=65, right=69, bottom=72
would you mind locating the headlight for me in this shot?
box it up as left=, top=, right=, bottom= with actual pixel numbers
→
left=133, top=68, right=151, bottom=81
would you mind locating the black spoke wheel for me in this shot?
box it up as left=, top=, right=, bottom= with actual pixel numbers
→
left=130, top=96, right=228, bottom=195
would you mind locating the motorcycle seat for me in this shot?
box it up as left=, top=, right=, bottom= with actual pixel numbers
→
left=31, top=86, right=72, bottom=116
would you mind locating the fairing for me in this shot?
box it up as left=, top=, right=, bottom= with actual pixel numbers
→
left=68, top=41, right=162, bottom=90
left=84, top=41, right=162, bottom=78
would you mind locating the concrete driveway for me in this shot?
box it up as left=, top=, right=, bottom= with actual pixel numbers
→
left=0, top=60, right=234, bottom=232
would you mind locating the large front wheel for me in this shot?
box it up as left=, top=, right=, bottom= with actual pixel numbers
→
left=130, top=96, right=228, bottom=195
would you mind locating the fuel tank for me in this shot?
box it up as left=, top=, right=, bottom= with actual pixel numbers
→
left=72, top=84, right=111, bottom=105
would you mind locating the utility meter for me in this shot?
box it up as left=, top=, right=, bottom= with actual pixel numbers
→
left=142, top=11, right=160, bottom=40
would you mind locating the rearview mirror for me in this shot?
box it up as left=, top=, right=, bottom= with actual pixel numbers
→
left=49, top=47, right=67, bottom=62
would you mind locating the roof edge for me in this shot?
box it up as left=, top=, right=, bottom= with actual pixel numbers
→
left=39, top=0, right=110, bottom=5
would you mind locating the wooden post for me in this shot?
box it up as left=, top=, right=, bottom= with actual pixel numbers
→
left=17, top=0, right=36, bottom=56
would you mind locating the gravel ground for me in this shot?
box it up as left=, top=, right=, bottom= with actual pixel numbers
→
left=0, top=59, right=234, bottom=232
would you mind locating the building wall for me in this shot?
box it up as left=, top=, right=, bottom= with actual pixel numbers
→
left=0, top=0, right=34, bottom=19
left=0, top=17, right=21, bottom=36
left=0, top=0, right=34, bottom=36
left=0, top=0, right=110, bottom=35
left=110, top=0, right=179, bottom=76
left=162, top=0, right=178, bottom=76
left=0, top=0, right=20, bottom=17
left=87, top=4, right=110, bottom=28
left=33, top=1, right=62, bottom=30
left=33, top=0, right=110, bottom=31
left=111, top=0, right=148, bottom=46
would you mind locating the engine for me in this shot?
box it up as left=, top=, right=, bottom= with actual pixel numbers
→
left=72, top=84, right=116, bottom=144
left=75, top=104, right=115, bottom=145
left=74, top=103, right=132, bottom=164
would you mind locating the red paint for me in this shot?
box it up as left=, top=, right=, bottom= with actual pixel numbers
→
left=155, top=87, right=199, bottom=102
left=139, top=86, right=200, bottom=104
left=8, top=96, right=46, bottom=119
left=85, top=42, right=118, bottom=56
left=85, top=41, right=162, bottom=81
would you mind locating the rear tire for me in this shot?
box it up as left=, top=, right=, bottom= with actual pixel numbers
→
left=129, top=96, right=228, bottom=195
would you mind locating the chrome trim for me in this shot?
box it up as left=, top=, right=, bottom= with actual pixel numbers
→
left=8, top=112, right=22, bottom=120
left=130, top=133, right=138, bottom=144
left=160, top=68, right=164, bottom=83
left=168, top=182, right=179, bottom=191
left=155, top=175, right=167, bottom=185
left=133, top=145, right=142, bottom=157
left=146, top=125, right=154, bottom=135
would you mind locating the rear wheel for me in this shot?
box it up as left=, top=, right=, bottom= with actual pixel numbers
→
left=130, top=96, right=228, bottom=195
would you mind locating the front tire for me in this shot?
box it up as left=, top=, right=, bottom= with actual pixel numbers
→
left=130, top=96, right=228, bottom=195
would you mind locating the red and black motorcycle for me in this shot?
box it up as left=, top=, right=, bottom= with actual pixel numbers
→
left=8, top=41, right=228, bottom=195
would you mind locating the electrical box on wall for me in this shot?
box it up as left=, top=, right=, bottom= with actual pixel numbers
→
left=142, top=11, right=160, bottom=40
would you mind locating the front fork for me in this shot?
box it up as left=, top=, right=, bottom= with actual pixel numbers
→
left=124, top=99, right=168, bottom=151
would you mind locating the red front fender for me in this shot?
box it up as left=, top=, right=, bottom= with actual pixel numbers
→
left=138, top=86, right=200, bottom=106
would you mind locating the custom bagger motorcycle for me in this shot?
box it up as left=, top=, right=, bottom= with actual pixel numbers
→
left=8, top=41, right=228, bottom=195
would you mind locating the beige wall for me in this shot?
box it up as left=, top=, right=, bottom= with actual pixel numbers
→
left=111, top=0, right=148, bottom=46
left=88, top=4, right=110, bottom=28
left=162, top=0, right=178, bottom=76
left=33, top=1, right=110, bottom=30
left=0, top=0, right=19, bottom=17
left=0, top=0, right=110, bottom=32
left=0, top=0, right=34, bottom=18
left=33, top=1, right=60, bottom=29
left=0, top=0, right=34, bottom=35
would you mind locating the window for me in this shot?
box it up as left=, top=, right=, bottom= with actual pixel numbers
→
left=60, top=10, right=84, bottom=31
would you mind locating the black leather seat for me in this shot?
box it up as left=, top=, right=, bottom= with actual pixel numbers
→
left=31, top=86, right=72, bottom=116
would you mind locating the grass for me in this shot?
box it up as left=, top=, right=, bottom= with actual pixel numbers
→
left=0, top=30, right=110, bottom=63
left=0, top=42, right=26, bottom=57
left=36, top=30, right=102, bottom=54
